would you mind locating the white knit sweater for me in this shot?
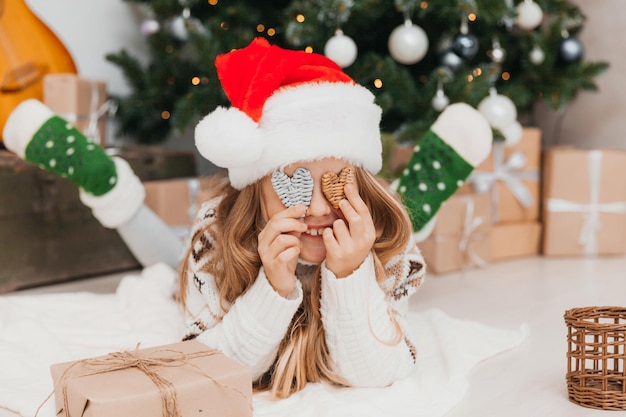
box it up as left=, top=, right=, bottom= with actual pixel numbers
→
left=182, top=197, right=426, bottom=387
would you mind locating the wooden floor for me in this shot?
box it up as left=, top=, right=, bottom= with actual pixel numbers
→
left=4, top=255, right=626, bottom=416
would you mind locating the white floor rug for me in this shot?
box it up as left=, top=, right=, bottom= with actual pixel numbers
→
left=0, top=264, right=526, bottom=417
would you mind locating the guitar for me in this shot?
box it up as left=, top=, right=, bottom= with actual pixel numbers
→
left=0, top=0, right=77, bottom=142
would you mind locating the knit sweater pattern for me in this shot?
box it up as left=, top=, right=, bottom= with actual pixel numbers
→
left=182, top=197, right=426, bottom=387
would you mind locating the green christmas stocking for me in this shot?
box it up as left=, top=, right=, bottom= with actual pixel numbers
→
left=3, top=99, right=144, bottom=228
left=395, top=103, right=493, bottom=241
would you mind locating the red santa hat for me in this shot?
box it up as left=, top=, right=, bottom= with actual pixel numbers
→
left=194, top=37, right=382, bottom=189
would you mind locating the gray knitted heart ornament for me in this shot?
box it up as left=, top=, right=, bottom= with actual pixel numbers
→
left=271, top=167, right=314, bottom=209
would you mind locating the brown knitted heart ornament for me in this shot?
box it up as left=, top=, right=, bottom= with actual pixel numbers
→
left=321, top=167, right=355, bottom=208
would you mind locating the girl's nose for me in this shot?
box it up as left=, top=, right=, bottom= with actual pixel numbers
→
left=307, top=186, right=331, bottom=217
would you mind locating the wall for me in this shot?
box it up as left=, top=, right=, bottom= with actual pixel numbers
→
left=26, top=0, right=626, bottom=154
left=535, top=0, right=625, bottom=149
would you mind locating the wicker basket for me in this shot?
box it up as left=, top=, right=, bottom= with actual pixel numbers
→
left=564, top=306, right=626, bottom=410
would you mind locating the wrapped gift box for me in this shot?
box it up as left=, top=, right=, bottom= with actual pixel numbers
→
left=460, top=127, right=542, bottom=224
left=542, top=148, right=626, bottom=256
left=50, top=340, right=253, bottom=417
left=491, top=221, right=542, bottom=261
left=144, top=178, right=201, bottom=228
left=43, top=74, right=109, bottom=146
left=419, top=193, right=492, bottom=274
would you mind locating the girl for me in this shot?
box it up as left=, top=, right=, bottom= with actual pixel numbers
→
left=179, top=38, right=425, bottom=398
left=3, top=38, right=490, bottom=399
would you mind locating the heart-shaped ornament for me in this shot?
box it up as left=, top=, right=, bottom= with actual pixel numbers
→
left=271, top=167, right=314, bottom=209
left=321, top=167, right=355, bottom=208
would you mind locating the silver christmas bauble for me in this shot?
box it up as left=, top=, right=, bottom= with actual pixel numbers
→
left=170, top=15, right=189, bottom=41
left=440, top=50, right=463, bottom=71
left=431, top=91, right=450, bottom=111
left=478, top=91, right=517, bottom=130
left=558, top=37, right=584, bottom=64
left=324, top=30, right=358, bottom=68
left=388, top=21, right=429, bottom=65
left=529, top=45, right=545, bottom=65
left=489, top=46, right=506, bottom=64
left=451, top=33, right=479, bottom=60
left=516, top=0, right=544, bottom=31
left=141, top=19, right=160, bottom=36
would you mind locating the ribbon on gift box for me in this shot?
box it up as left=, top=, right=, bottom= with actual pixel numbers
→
left=547, top=150, right=626, bottom=255
left=467, top=142, right=540, bottom=223
left=59, top=80, right=114, bottom=145
left=458, top=196, right=488, bottom=268
left=431, top=195, right=488, bottom=269
left=36, top=344, right=251, bottom=417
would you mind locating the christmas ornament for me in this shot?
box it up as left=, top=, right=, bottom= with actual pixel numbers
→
left=170, top=7, right=204, bottom=41
left=529, top=44, right=545, bottom=65
left=501, top=120, right=523, bottom=145
left=477, top=88, right=517, bottom=130
left=440, top=50, right=463, bottom=71
left=515, top=0, right=544, bottom=31
left=558, top=36, right=584, bottom=64
left=324, top=29, right=358, bottom=68
left=451, top=20, right=478, bottom=60
left=488, top=38, right=506, bottom=64
left=388, top=19, right=429, bottom=65
left=140, top=18, right=160, bottom=36
left=431, top=81, right=449, bottom=111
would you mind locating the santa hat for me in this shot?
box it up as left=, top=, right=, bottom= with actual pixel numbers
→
left=195, top=37, right=382, bottom=189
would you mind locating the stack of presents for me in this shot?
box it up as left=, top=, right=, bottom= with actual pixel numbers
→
left=419, top=127, right=626, bottom=274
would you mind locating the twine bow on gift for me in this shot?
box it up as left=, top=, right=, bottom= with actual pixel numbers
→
left=59, top=80, right=115, bottom=145
left=84, top=81, right=117, bottom=144
left=458, top=196, right=488, bottom=268
left=547, top=151, right=626, bottom=255
left=467, top=143, right=540, bottom=222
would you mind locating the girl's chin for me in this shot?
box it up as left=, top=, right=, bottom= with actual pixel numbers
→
left=299, top=245, right=327, bottom=264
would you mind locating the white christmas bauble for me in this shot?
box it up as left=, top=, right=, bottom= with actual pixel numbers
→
left=516, top=0, right=544, bottom=31
left=529, top=45, right=545, bottom=65
left=501, top=120, right=523, bottom=146
left=141, top=19, right=160, bottom=36
left=171, top=15, right=189, bottom=41
left=431, top=91, right=450, bottom=111
left=324, top=31, right=358, bottom=68
left=388, top=21, right=429, bottom=65
left=478, top=92, right=517, bottom=130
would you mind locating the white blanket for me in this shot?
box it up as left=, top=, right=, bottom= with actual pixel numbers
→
left=0, top=264, right=525, bottom=417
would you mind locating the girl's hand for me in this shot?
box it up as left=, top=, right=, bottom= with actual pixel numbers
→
left=258, top=204, right=307, bottom=297
left=323, top=184, right=376, bottom=278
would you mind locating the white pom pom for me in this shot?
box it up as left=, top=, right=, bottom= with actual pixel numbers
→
left=194, top=107, right=263, bottom=168
left=431, top=102, right=493, bottom=167
left=3, top=99, right=54, bottom=158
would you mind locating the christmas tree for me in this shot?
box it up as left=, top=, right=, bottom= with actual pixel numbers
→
left=106, top=0, right=607, bottom=174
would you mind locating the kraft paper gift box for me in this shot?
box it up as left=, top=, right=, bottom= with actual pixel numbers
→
left=50, top=340, right=253, bottom=417
left=542, top=148, right=626, bottom=256
left=43, top=74, right=110, bottom=146
left=143, top=177, right=207, bottom=240
left=144, top=178, right=201, bottom=226
left=460, top=127, right=542, bottom=224
left=491, top=221, right=542, bottom=261
left=419, top=193, right=492, bottom=274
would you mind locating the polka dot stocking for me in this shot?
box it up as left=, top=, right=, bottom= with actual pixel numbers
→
left=396, top=130, right=473, bottom=232
left=24, top=115, right=117, bottom=196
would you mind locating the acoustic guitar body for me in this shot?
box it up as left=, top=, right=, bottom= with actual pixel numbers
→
left=0, top=0, right=77, bottom=142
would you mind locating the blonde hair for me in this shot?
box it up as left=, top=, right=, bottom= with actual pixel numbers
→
left=179, top=167, right=412, bottom=398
